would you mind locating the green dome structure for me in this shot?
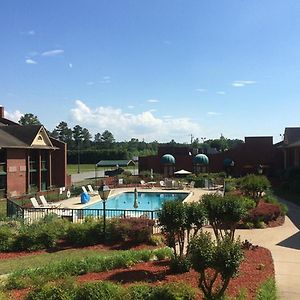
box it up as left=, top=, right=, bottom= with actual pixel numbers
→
left=193, top=154, right=209, bottom=165
left=223, top=158, right=234, bottom=167
left=161, top=154, right=175, bottom=165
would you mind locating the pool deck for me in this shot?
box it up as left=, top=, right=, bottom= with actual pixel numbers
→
left=58, top=187, right=217, bottom=209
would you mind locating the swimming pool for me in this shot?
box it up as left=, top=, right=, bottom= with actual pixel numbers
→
left=85, top=191, right=189, bottom=211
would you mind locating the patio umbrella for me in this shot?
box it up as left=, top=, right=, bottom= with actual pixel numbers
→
left=174, top=169, right=192, bottom=175
left=133, top=187, right=139, bottom=209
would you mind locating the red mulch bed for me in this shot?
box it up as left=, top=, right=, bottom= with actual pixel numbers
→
left=9, top=246, right=274, bottom=300
left=75, top=246, right=273, bottom=300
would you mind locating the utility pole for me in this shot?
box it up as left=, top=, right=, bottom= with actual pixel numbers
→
left=190, top=134, right=194, bottom=145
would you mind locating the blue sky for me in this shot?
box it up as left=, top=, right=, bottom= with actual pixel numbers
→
left=1, top=0, right=300, bottom=142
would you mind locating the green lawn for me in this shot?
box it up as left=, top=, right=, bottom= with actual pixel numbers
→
left=0, top=248, right=115, bottom=275
left=67, top=164, right=97, bottom=174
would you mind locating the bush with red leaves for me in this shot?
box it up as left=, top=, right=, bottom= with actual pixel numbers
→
left=111, top=218, right=155, bottom=243
left=245, top=202, right=281, bottom=224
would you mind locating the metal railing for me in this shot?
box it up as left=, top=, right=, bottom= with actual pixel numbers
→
left=7, top=198, right=160, bottom=227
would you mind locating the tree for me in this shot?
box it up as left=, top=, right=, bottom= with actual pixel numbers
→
left=189, top=232, right=244, bottom=300
left=94, top=133, right=102, bottom=144
left=72, top=125, right=84, bottom=144
left=81, top=128, right=92, bottom=148
left=18, top=113, right=41, bottom=125
left=101, top=130, right=115, bottom=143
left=52, top=121, right=73, bottom=144
left=202, top=194, right=248, bottom=242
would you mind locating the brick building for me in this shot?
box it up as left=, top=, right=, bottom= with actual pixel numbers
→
left=139, top=136, right=283, bottom=177
left=0, top=107, right=67, bottom=197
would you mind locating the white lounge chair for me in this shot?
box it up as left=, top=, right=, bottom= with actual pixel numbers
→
left=30, top=197, right=41, bottom=208
left=87, top=184, right=98, bottom=196
left=159, top=180, right=166, bottom=188
left=140, top=180, right=151, bottom=188
left=82, top=186, right=88, bottom=193
left=39, top=195, right=61, bottom=208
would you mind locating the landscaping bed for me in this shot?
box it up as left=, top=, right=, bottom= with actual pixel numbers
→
left=9, top=246, right=274, bottom=300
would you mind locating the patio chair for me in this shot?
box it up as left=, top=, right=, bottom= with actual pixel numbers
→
left=82, top=186, right=88, bottom=193
left=30, top=197, right=41, bottom=208
left=140, top=180, right=151, bottom=188
left=39, top=195, right=62, bottom=208
left=189, top=181, right=195, bottom=188
left=87, top=184, right=99, bottom=196
left=159, top=180, right=166, bottom=188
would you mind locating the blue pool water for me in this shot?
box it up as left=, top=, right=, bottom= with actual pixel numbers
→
left=85, top=192, right=189, bottom=211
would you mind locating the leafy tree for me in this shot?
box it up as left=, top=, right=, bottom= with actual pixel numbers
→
left=18, top=113, right=41, bottom=125
left=158, top=201, right=206, bottom=258
left=240, top=174, right=271, bottom=203
left=189, top=232, right=244, bottom=300
left=94, top=133, right=102, bottom=144
left=202, top=194, right=248, bottom=242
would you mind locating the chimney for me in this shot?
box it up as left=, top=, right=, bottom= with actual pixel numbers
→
left=0, top=106, right=4, bottom=118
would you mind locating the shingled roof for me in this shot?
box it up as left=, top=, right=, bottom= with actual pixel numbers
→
left=0, top=125, right=57, bottom=149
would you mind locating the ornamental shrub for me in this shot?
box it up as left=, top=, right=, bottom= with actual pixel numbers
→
left=240, top=174, right=271, bottom=201
left=189, top=232, right=244, bottom=300
left=111, top=218, right=155, bottom=243
left=246, top=202, right=281, bottom=225
left=202, top=193, right=248, bottom=241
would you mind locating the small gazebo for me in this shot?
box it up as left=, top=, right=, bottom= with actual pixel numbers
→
left=193, top=154, right=209, bottom=174
left=161, top=154, right=176, bottom=177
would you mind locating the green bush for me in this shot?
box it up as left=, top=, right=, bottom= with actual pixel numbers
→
left=255, top=278, right=277, bottom=300
left=126, top=284, right=153, bottom=300
left=65, top=219, right=103, bottom=246
left=202, top=193, right=248, bottom=241
left=240, top=174, right=271, bottom=201
left=75, top=281, right=125, bottom=300
left=189, top=232, right=244, bottom=300
left=149, top=234, right=165, bottom=246
left=169, top=256, right=191, bottom=273
left=151, top=282, right=195, bottom=300
left=0, top=226, right=14, bottom=251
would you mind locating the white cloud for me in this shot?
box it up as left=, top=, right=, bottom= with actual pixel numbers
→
left=41, top=49, right=64, bottom=57
left=21, top=30, right=35, bottom=36
left=25, top=58, right=37, bottom=64
left=70, top=100, right=201, bottom=142
left=195, top=88, right=206, bottom=92
left=207, top=111, right=221, bottom=116
left=163, top=115, right=172, bottom=119
left=69, top=63, right=73, bottom=68
left=216, top=91, right=226, bottom=95
left=149, top=109, right=157, bottom=112
left=99, top=76, right=111, bottom=84
left=3, top=109, right=23, bottom=122
left=147, top=99, right=159, bottom=103
left=232, top=80, right=256, bottom=87
left=127, top=105, right=135, bottom=109
left=86, top=81, right=95, bottom=86
left=163, top=40, right=172, bottom=45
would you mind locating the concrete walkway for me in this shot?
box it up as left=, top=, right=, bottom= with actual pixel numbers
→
left=234, top=198, right=300, bottom=300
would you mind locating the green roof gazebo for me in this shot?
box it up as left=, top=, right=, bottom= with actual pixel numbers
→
left=161, top=154, right=175, bottom=177
left=193, top=153, right=209, bottom=174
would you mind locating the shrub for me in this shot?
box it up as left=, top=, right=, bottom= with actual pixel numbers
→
left=246, top=202, right=281, bottom=225
left=202, top=193, right=248, bottom=241
left=158, top=201, right=206, bottom=258
left=0, top=226, right=14, bottom=251
left=126, top=284, right=153, bottom=300
left=264, top=193, right=288, bottom=216
left=151, top=282, right=195, bottom=300
left=169, top=256, right=191, bottom=273
left=240, top=174, right=271, bottom=201
left=111, top=218, right=155, bottom=243
left=189, top=232, right=244, bottom=300
left=255, top=278, right=277, bottom=300
left=149, top=234, right=165, bottom=246
left=75, top=281, right=125, bottom=300
left=65, top=219, right=103, bottom=246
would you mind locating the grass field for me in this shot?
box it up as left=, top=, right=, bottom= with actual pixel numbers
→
left=0, top=248, right=115, bottom=275
left=67, top=164, right=137, bottom=175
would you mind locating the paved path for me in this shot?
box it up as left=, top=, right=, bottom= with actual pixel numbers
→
left=234, top=198, right=300, bottom=300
